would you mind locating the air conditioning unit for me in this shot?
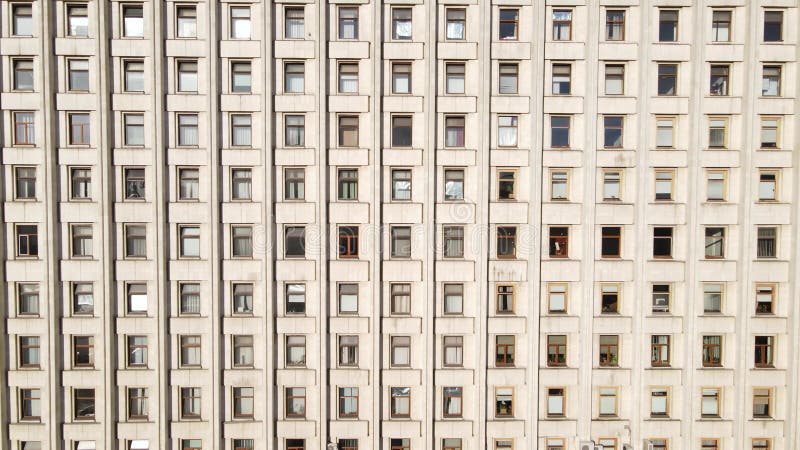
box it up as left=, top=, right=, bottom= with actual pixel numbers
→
left=643, top=440, right=655, bottom=450
left=579, top=441, right=595, bottom=450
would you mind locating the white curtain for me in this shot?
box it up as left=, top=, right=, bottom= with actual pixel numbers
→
left=445, top=181, right=463, bottom=200
left=393, top=75, right=410, bottom=93
left=446, top=23, right=464, bottom=40
left=446, top=128, right=464, bottom=147
left=339, top=74, right=358, bottom=93
left=340, top=22, right=356, bottom=39
left=232, top=19, right=251, bottom=39
left=394, top=21, right=412, bottom=39
left=180, top=124, right=198, bottom=146
left=498, top=128, right=517, bottom=147
left=126, top=124, right=144, bottom=146
left=499, top=74, right=517, bottom=94
left=285, top=74, right=304, bottom=93
left=285, top=19, right=304, bottom=39
left=548, top=396, right=563, bottom=415
left=233, top=124, right=251, bottom=146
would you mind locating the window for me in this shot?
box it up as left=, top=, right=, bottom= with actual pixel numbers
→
left=651, top=389, right=669, bottom=417
left=601, top=170, right=621, bottom=201
left=764, top=11, right=783, bottom=42
left=181, top=387, right=201, bottom=418
left=712, top=10, right=731, bottom=42
left=13, top=59, right=34, bottom=91
left=231, top=114, right=252, bottom=147
left=390, top=226, right=411, bottom=258
left=443, top=226, right=464, bottom=258
left=499, top=9, right=518, bottom=40
left=656, top=118, right=674, bottom=148
left=391, top=116, right=412, bottom=147
left=445, top=63, right=465, bottom=94
left=176, top=5, right=197, bottom=38
left=444, top=116, right=465, bottom=147
left=72, top=283, right=93, bottom=315
left=443, top=336, right=463, bottom=366
left=704, top=283, right=723, bottom=313
left=233, top=387, right=254, bottom=418
left=659, top=10, right=678, bottom=42
left=231, top=226, right=253, bottom=258
left=284, top=7, right=304, bottom=39
left=756, top=227, right=777, bottom=258
left=498, top=63, right=518, bottom=94
left=71, top=224, right=93, bottom=258
left=127, top=336, right=148, bottom=367
left=125, top=168, right=146, bottom=200
left=122, top=5, right=144, bottom=37
left=121, top=113, right=145, bottom=146
left=180, top=335, right=201, bottom=367
left=67, top=3, right=89, bottom=37
left=390, top=387, right=410, bottom=417
left=604, top=64, right=624, bottom=95
left=338, top=283, right=358, bottom=314
left=495, top=387, right=513, bottom=417
left=73, top=388, right=95, bottom=420
left=603, top=116, right=624, bottom=148
left=547, top=439, right=565, bottom=450
left=446, top=9, right=465, bottom=40
left=550, top=116, right=571, bottom=148
left=128, top=387, right=148, bottom=419
left=760, top=117, right=779, bottom=149
left=19, top=336, right=40, bottom=367
left=391, top=62, right=411, bottom=94
left=14, top=167, right=36, bottom=200
left=702, top=438, right=719, bottom=449
left=338, top=387, right=358, bottom=418
left=337, top=227, right=359, bottom=260
left=284, top=168, right=305, bottom=200
left=444, top=169, right=464, bottom=201
left=443, top=387, right=462, bottom=418
left=651, top=335, right=670, bottom=366
left=284, top=226, right=305, bottom=258
left=498, top=169, right=516, bottom=200
left=63, top=339, right=91, bottom=370
left=338, top=7, right=358, bottom=40
left=655, top=170, right=674, bottom=201
left=286, top=335, right=306, bottom=366
left=599, top=335, right=619, bottom=366
left=491, top=285, right=514, bottom=314
left=179, top=283, right=200, bottom=315
left=547, top=335, right=567, bottom=366
left=233, top=335, right=254, bottom=367
left=231, top=168, right=252, bottom=201
left=552, top=64, right=571, bottom=95
left=286, top=440, right=305, bottom=450
left=601, top=284, right=619, bottom=313
left=391, top=336, right=410, bottom=367
left=230, top=6, right=251, bottom=39
left=178, top=225, right=200, bottom=258
left=337, top=169, right=358, bottom=201
left=702, top=335, right=722, bottom=367
left=391, top=169, right=411, bottom=201
left=16, top=225, right=38, bottom=257
left=752, top=439, right=771, bottom=450
left=605, top=10, right=625, bottom=40
left=657, top=64, right=677, bottom=96
left=12, top=3, right=33, bottom=36
left=284, top=115, right=305, bottom=147
left=548, top=284, right=567, bottom=313
left=338, top=62, right=358, bottom=94
left=70, top=167, right=91, bottom=199
left=338, top=116, right=358, bottom=147
left=547, top=388, right=565, bottom=417
left=755, top=172, right=776, bottom=203
left=599, top=387, right=618, bottom=416
left=706, top=171, right=726, bottom=201
left=653, top=227, right=673, bottom=258
left=762, top=65, right=781, bottom=97
left=498, top=115, right=518, bottom=147
left=14, top=111, right=35, bottom=145
left=652, top=284, right=670, bottom=313
left=392, top=8, right=412, bottom=40
left=549, top=227, right=568, bottom=258
left=20, top=389, right=40, bottom=420
left=177, top=168, right=200, bottom=201
left=495, top=335, right=515, bottom=367
left=754, top=336, right=774, bottom=368
left=553, top=10, right=572, bottom=40
left=710, top=64, right=729, bottom=96
left=497, top=226, right=517, bottom=258
left=391, top=440, right=411, bottom=450
left=756, top=284, right=775, bottom=315
left=233, top=283, right=254, bottom=314
left=443, top=283, right=463, bottom=315
left=17, top=283, right=39, bottom=316
left=177, top=60, right=198, bottom=92
left=231, top=61, right=251, bottom=93
left=67, top=59, right=90, bottom=91
left=705, top=227, right=725, bottom=259
left=338, top=335, right=358, bottom=366
left=753, top=388, right=772, bottom=417
left=701, top=388, right=720, bottom=417
left=182, top=440, right=202, bottom=450
left=68, top=113, right=90, bottom=145
left=284, top=62, right=304, bottom=93
left=390, top=284, right=411, bottom=315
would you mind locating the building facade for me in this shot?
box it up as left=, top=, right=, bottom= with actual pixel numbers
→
left=1, top=1, right=799, bottom=450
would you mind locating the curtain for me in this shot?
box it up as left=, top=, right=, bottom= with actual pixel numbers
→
left=126, top=124, right=144, bottom=146
left=499, top=74, right=517, bottom=94
left=340, top=21, right=356, bottom=39
left=393, top=75, right=410, bottom=93
left=446, top=23, right=464, bottom=40
left=393, top=181, right=411, bottom=200
left=446, top=128, right=464, bottom=147
left=444, top=390, right=461, bottom=415
left=180, top=125, right=198, bottom=146
left=233, top=180, right=251, bottom=199
left=181, top=288, right=200, bottom=313
left=447, top=77, right=464, bottom=94
left=234, top=236, right=253, bottom=257
left=233, top=19, right=251, bottom=39
left=286, top=126, right=304, bottom=147
left=651, top=396, right=667, bottom=414
left=548, top=396, right=563, bottom=415
left=394, top=21, right=412, bottom=39
left=285, top=19, right=304, bottom=38
left=339, top=74, right=358, bottom=93
left=498, top=128, right=517, bottom=147
left=285, top=74, right=304, bottom=93
left=233, top=125, right=251, bottom=146
left=178, top=19, right=196, bottom=38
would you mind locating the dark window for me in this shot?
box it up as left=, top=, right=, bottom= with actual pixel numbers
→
left=601, top=227, right=621, bottom=258
left=653, top=227, right=673, bottom=258
left=549, top=227, right=568, bottom=258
